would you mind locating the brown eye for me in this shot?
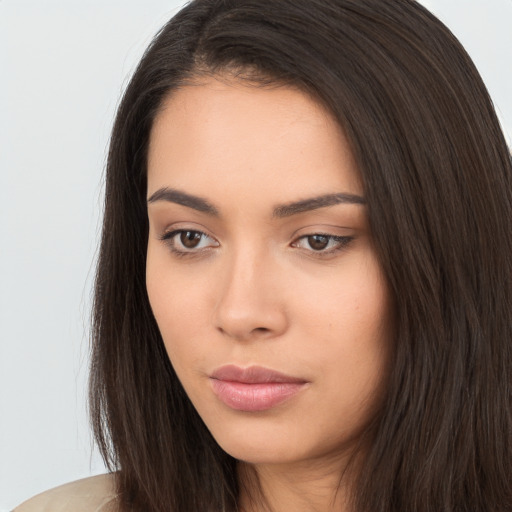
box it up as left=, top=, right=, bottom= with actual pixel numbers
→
left=160, top=229, right=219, bottom=255
left=180, top=231, right=202, bottom=248
left=307, top=235, right=329, bottom=251
left=292, top=233, right=354, bottom=256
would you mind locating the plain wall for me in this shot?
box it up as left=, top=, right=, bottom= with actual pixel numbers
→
left=1, top=1, right=511, bottom=510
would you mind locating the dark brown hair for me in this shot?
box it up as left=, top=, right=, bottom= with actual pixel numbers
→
left=90, top=1, right=512, bottom=510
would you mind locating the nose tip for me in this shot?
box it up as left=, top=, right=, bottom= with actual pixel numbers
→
left=213, top=259, right=288, bottom=342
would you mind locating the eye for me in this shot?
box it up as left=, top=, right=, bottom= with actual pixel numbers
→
left=160, top=229, right=219, bottom=255
left=292, top=234, right=354, bottom=255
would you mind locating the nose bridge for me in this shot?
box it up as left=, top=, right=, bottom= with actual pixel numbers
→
left=213, top=240, right=287, bottom=340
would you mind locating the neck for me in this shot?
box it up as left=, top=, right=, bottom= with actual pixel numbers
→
left=238, top=456, right=356, bottom=512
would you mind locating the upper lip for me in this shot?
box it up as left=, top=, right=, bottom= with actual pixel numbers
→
left=210, top=365, right=307, bottom=384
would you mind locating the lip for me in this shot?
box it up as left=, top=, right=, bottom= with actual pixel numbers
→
left=210, top=365, right=308, bottom=412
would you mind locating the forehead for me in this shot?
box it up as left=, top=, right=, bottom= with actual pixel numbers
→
left=147, top=77, right=362, bottom=206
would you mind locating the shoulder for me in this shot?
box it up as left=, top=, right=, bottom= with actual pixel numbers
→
left=13, top=474, right=118, bottom=512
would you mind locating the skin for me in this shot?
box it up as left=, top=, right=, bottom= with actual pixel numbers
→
left=146, top=76, right=393, bottom=511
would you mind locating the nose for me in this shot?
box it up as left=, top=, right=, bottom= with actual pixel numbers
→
left=213, top=247, right=288, bottom=342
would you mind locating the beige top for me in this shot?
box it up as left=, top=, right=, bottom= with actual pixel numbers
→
left=13, top=474, right=117, bottom=512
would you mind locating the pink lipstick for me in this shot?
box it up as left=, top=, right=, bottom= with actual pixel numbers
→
left=210, top=365, right=307, bottom=412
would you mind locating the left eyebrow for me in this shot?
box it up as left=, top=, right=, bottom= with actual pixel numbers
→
left=147, top=187, right=219, bottom=216
left=272, top=193, right=366, bottom=218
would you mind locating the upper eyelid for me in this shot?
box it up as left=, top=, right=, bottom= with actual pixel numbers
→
left=293, top=233, right=353, bottom=248
left=159, top=224, right=217, bottom=239
left=160, top=229, right=218, bottom=243
left=292, top=231, right=352, bottom=243
left=160, top=229, right=352, bottom=257
left=160, top=228, right=346, bottom=240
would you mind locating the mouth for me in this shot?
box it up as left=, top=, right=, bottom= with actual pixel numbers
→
left=209, top=365, right=308, bottom=412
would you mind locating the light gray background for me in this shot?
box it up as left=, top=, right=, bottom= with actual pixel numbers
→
left=1, top=1, right=511, bottom=510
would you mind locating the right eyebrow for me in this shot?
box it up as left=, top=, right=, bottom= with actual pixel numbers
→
left=147, top=187, right=220, bottom=216
left=272, top=192, right=366, bottom=218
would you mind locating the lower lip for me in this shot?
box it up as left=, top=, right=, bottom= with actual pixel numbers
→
left=210, top=379, right=306, bottom=412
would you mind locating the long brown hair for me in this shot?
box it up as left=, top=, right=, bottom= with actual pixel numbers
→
left=90, top=1, right=512, bottom=510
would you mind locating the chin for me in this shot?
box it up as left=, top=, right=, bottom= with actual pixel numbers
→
left=201, top=411, right=356, bottom=467
left=216, top=435, right=308, bottom=465
left=203, top=414, right=300, bottom=463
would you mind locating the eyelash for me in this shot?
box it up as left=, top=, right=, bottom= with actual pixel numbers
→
left=159, top=230, right=354, bottom=259
left=292, top=233, right=354, bottom=256
left=159, top=230, right=218, bottom=258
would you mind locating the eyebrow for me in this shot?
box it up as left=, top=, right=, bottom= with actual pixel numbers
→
left=147, top=187, right=219, bottom=216
left=147, top=187, right=366, bottom=218
left=272, top=192, right=366, bottom=218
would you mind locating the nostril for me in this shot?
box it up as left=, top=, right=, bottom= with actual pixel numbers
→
left=217, top=325, right=272, bottom=341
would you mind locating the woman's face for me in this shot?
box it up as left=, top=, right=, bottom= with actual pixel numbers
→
left=146, top=77, right=393, bottom=466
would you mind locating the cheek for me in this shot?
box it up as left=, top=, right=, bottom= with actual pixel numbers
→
left=297, top=253, right=391, bottom=343
left=146, top=253, right=214, bottom=371
left=298, top=255, right=392, bottom=406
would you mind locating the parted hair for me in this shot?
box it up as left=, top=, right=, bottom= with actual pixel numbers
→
left=90, top=0, right=512, bottom=510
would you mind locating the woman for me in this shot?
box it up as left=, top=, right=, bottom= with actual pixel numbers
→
left=16, top=0, right=512, bottom=511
